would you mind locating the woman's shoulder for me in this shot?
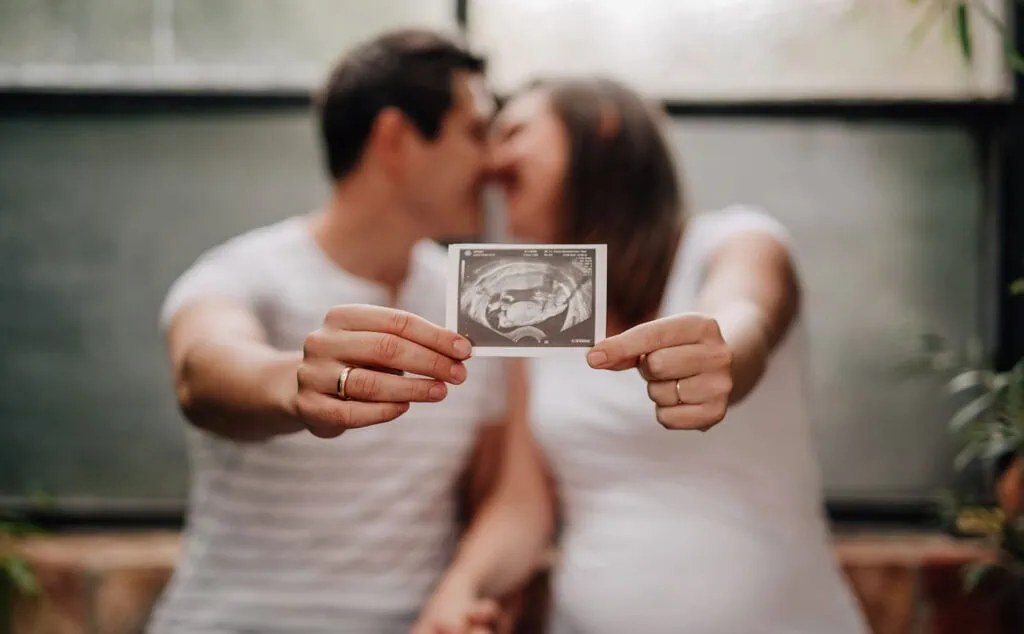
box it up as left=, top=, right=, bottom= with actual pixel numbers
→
left=674, top=205, right=800, bottom=290
left=686, top=204, right=794, bottom=252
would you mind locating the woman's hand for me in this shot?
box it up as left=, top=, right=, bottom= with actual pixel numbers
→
left=587, top=313, right=734, bottom=431
left=411, top=576, right=501, bottom=634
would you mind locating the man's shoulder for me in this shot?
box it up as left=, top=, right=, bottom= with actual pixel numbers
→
left=207, top=215, right=308, bottom=263
left=159, top=215, right=308, bottom=330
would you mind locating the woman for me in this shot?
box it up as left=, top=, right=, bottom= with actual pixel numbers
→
left=414, top=78, right=867, bottom=634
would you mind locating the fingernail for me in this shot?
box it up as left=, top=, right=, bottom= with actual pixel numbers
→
left=453, top=338, right=472, bottom=358
left=587, top=350, right=607, bottom=368
left=429, top=384, right=446, bottom=401
left=450, top=363, right=466, bottom=384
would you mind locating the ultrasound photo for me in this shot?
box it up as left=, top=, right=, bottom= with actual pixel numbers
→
left=446, top=244, right=607, bottom=357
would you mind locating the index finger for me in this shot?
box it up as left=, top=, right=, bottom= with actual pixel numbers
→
left=327, top=305, right=471, bottom=360
left=587, top=314, right=708, bottom=370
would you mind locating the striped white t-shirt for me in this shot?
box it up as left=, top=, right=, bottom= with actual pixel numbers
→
left=147, top=215, right=506, bottom=634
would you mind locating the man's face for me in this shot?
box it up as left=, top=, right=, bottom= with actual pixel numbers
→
left=403, top=72, right=494, bottom=240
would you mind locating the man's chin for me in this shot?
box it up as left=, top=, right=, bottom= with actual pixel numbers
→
left=430, top=226, right=481, bottom=244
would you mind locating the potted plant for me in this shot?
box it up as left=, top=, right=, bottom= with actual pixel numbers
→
left=900, top=0, right=1024, bottom=598
left=912, top=276, right=1024, bottom=631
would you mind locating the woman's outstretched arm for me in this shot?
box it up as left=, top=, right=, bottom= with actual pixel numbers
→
left=586, top=226, right=799, bottom=432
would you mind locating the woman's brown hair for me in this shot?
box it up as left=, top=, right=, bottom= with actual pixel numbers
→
left=532, top=77, right=686, bottom=329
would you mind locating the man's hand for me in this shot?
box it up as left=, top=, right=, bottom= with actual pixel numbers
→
left=296, top=304, right=472, bottom=437
left=586, top=313, right=733, bottom=431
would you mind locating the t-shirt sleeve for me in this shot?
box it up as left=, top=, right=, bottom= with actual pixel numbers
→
left=701, top=205, right=795, bottom=254
left=158, top=238, right=264, bottom=333
left=694, top=205, right=797, bottom=270
left=688, top=205, right=800, bottom=290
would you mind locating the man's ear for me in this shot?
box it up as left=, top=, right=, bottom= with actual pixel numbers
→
left=366, top=106, right=408, bottom=175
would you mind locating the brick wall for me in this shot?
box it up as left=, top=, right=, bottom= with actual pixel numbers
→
left=4, top=531, right=1021, bottom=634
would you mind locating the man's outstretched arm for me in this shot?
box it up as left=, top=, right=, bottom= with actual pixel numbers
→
left=166, top=298, right=304, bottom=442
left=166, top=300, right=473, bottom=442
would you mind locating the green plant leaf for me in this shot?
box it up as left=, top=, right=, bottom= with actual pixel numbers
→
left=936, top=489, right=963, bottom=530
left=947, top=369, right=989, bottom=395
left=27, top=489, right=54, bottom=510
left=954, top=3, right=973, bottom=62
left=950, top=391, right=997, bottom=432
left=1008, top=360, right=1024, bottom=421
left=983, top=431, right=1020, bottom=461
left=965, top=0, right=1024, bottom=76
left=0, top=555, right=39, bottom=596
left=1001, top=519, right=1024, bottom=562
left=955, top=442, right=983, bottom=471
left=0, top=521, right=40, bottom=538
left=992, top=370, right=1013, bottom=391
left=963, top=561, right=998, bottom=592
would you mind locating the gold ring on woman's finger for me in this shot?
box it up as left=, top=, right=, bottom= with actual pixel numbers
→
left=337, top=365, right=353, bottom=401
left=675, top=378, right=684, bottom=405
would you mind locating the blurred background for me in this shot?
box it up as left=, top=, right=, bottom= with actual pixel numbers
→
left=1, top=0, right=1020, bottom=523
left=2, top=2, right=1024, bottom=633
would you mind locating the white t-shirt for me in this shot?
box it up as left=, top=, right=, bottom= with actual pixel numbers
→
left=147, top=215, right=506, bottom=634
left=532, top=207, right=868, bottom=634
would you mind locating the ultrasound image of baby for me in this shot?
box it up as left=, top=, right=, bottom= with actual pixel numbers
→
left=459, top=258, right=594, bottom=345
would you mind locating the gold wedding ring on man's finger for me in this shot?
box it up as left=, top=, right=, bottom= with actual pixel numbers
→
left=337, top=365, right=353, bottom=401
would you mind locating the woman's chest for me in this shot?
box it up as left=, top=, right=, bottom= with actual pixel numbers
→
left=528, top=357, right=712, bottom=491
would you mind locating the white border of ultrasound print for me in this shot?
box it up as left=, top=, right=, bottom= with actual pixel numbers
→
left=446, top=243, right=608, bottom=358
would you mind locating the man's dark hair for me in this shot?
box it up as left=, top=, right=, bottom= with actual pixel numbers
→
left=314, top=29, right=486, bottom=182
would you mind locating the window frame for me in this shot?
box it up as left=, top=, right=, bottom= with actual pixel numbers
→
left=0, top=0, right=1017, bottom=529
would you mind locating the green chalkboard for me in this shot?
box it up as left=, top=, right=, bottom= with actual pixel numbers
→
left=0, top=107, right=328, bottom=507
left=0, top=108, right=987, bottom=508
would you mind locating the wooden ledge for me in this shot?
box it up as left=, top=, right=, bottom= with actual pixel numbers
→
left=2, top=530, right=1018, bottom=634
left=11, top=531, right=181, bottom=570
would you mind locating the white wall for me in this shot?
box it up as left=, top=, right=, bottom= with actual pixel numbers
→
left=0, top=0, right=457, bottom=90
left=470, top=0, right=1013, bottom=100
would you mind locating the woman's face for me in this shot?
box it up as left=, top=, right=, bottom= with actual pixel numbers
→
left=488, top=89, right=570, bottom=243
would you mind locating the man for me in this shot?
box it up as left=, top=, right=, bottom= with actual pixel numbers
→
left=146, top=29, right=508, bottom=634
